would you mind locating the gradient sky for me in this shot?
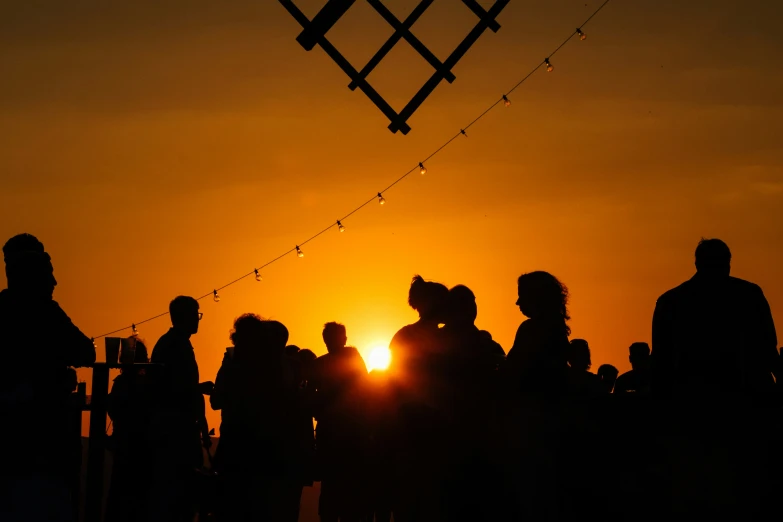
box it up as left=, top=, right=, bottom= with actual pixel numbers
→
left=2, top=0, right=782, bottom=433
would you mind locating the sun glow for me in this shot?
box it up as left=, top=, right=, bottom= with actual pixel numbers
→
left=366, top=344, right=392, bottom=372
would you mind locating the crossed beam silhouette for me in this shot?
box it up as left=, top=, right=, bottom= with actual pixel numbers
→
left=279, top=0, right=509, bottom=134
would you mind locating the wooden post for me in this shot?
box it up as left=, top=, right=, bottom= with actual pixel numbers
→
left=85, top=363, right=109, bottom=522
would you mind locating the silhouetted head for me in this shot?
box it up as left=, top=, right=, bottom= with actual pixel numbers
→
left=322, top=322, right=347, bottom=354
left=297, top=348, right=317, bottom=366
left=298, top=348, right=318, bottom=381
left=694, top=238, right=731, bottom=277
left=568, top=339, right=592, bottom=371
left=285, top=345, right=301, bottom=358
left=134, top=339, right=150, bottom=363
left=3, top=233, right=56, bottom=300
left=262, top=320, right=289, bottom=355
left=446, top=285, right=478, bottom=327
left=597, top=364, right=619, bottom=393
left=169, top=296, right=200, bottom=336
left=516, top=272, right=571, bottom=332
left=408, top=275, right=449, bottom=322
left=597, top=364, right=618, bottom=381
left=628, top=342, right=651, bottom=371
left=230, top=313, right=265, bottom=362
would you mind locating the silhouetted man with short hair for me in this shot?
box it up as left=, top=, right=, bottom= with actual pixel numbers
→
left=311, top=322, right=368, bottom=522
left=652, top=239, right=778, bottom=396
left=614, top=343, right=652, bottom=394
left=147, top=296, right=213, bottom=522
left=567, top=339, right=603, bottom=395
left=0, top=233, right=95, bottom=522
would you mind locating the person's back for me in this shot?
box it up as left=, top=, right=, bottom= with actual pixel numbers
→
left=615, top=343, right=652, bottom=395
left=566, top=339, right=603, bottom=397
left=0, top=236, right=95, bottom=466
left=0, top=234, right=96, bottom=522
left=652, top=239, right=778, bottom=396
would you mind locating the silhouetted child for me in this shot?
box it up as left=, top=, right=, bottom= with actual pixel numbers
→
left=310, top=322, right=369, bottom=522
left=106, top=340, right=151, bottom=522
left=614, top=343, right=651, bottom=395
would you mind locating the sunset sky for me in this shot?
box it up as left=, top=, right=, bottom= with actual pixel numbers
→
left=2, top=0, right=782, bottom=433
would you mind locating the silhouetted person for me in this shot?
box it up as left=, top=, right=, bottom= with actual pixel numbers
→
left=597, top=364, right=619, bottom=394
left=311, top=322, right=369, bottom=522
left=567, top=339, right=603, bottom=396
left=440, top=284, right=505, bottom=522
left=211, top=316, right=302, bottom=521
left=106, top=340, right=151, bottom=522
left=365, top=369, right=396, bottom=522
left=614, top=343, right=651, bottom=395
left=652, top=239, right=778, bottom=396
left=652, top=239, right=781, bottom=519
left=503, top=271, right=572, bottom=520
left=147, top=296, right=212, bottom=522
left=388, top=275, right=449, bottom=521
left=506, top=271, right=571, bottom=394
left=0, top=233, right=95, bottom=522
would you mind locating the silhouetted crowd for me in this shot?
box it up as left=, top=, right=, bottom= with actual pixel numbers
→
left=1, top=233, right=781, bottom=522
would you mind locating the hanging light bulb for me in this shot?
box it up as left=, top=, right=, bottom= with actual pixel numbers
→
left=296, top=245, right=304, bottom=257
left=577, top=28, right=586, bottom=41
left=337, top=220, right=346, bottom=233
left=131, top=324, right=138, bottom=336
left=502, top=95, right=511, bottom=107
left=377, top=192, right=386, bottom=205
left=545, top=58, right=554, bottom=72
left=419, top=162, right=427, bottom=175
left=460, top=129, right=468, bottom=137
left=255, top=269, right=262, bottom=282
left=213, top=289, right=220, bottom=303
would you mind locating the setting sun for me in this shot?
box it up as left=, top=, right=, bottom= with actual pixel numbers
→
left=367, top=345, right=392, bottom=372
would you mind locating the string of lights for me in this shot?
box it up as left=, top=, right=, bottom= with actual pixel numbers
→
left=91, top=0, right=612, bottom=341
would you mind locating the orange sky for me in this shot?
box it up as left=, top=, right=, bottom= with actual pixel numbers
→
left=1, top=0, right=782, bottom=433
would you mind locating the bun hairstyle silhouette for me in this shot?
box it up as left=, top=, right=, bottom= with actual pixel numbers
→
left=408, top=274, right=449, bottom=321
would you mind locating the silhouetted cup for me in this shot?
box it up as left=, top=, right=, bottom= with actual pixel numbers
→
left=105, top=338, right=121, bottom=364
left=120, top=337, right=137, bottom=364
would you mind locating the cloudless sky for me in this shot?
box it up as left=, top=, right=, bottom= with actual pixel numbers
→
left=1, top=0, right=781, bottom=432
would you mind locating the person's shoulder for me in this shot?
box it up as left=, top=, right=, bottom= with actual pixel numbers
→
left=656, top=280, right=691, bottom=305
left=726, top=276, right=763, bottom=294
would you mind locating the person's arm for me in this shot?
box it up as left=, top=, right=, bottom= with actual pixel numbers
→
left=210, top=363, right=228, bottom=411
left=651, top=294, right=675, bottom=398
left=751, top=287, right=779, bottom=382
left=51, top=301, right=96, bottom=367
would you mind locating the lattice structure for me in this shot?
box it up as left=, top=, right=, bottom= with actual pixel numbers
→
left=279, top=0, right=509, bottom=134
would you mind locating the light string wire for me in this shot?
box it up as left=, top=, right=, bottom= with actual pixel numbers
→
left=91, top=0, right=611, bottom=341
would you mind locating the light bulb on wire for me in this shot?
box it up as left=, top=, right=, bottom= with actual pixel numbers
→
left=545, top=58, right=554, bottom=72
left=255, top=269, right=262, bottom=282
left=460, top=129, right=468, bottom=137
left=503, top=95, right=511, bottom=107
left=419, top=162, right=427, bottom=175
left=378, top=192, right=386, bottom=205
left=577, top=28, right=586, bottom=40
left=132, top=324, right=138, bottom=336
left=296, top=245, right=304, bottom=258
left=337, top=220, right=346, bottom=233
left=213, top=289, right=220, bottom=303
